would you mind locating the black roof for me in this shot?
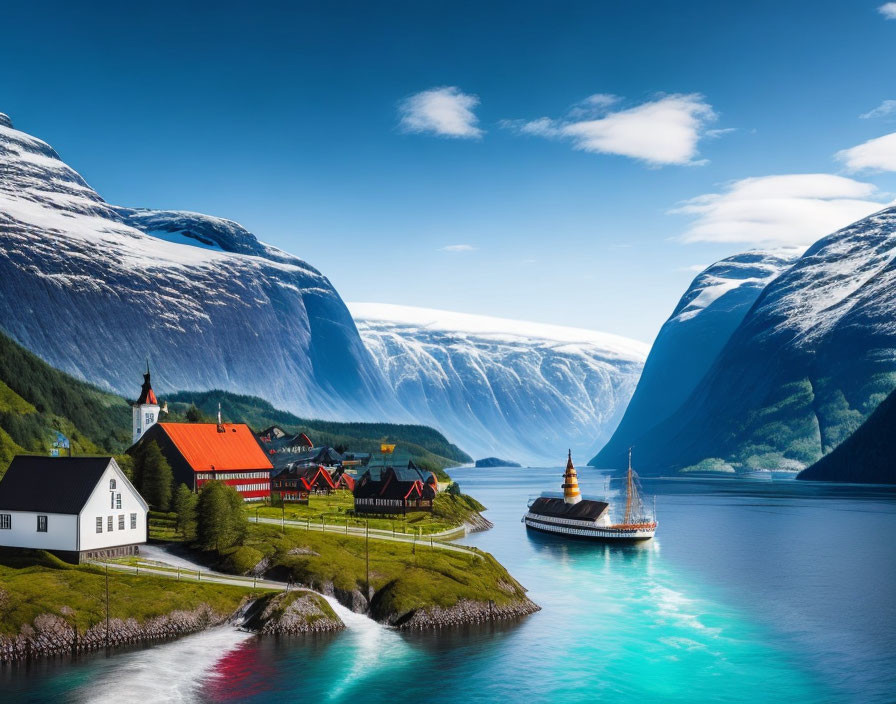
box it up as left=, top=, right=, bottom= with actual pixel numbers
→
left=0, top=456, right=114, bottom=514
left=529, top=497, right=609, bottom=521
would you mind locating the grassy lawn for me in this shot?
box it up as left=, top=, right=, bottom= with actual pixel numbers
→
left=245, top=490, right=485, bottom=536
left=0, top=549, right=265, bottom=637
left=210, top=522, right=529, bottom=623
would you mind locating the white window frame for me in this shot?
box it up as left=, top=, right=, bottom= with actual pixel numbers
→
left=37, top=515, right=48, bottom=532
left=118, top=514, right=125, bottom=530
left=0, top=514, right=10, bottom=530
left=107, top=515, right=113, bottom=532
left=96, top=516, right=103, bottom=533
left=130, top=513, right=137, bottom=529
left=115, top=493, right=122, bottom=510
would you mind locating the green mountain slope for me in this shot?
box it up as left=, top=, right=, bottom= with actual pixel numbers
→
left=798, top=387, right=896, bottom=484
left=0, top=331, right=132, bottom=474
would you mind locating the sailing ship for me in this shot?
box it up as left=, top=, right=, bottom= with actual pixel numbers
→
left=522, top=449, right=657, bottom=541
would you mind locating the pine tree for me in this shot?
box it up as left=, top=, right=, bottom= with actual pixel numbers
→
left=196, top=481, right=247, bottom=551
left=138, top=441, right=173, bottom=511
left=173, top=483, right=198, bottom=540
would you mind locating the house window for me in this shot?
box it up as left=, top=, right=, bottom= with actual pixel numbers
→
left=145, top=412, right=154, bottom=425
left=115, top=493, right=122, bottom=509
left=0, top=514, right=10, bottom=530
left=111, top=493, right=115, bottom=509
left=118, top=514, right=125, bottom=530
left=37, top=515, right=48, bottom=532
left=96, top=517, right=103, bottom=533
left=130, top=513, right=137, bottom=529
left=107, top=515, right=113, bottom=532
left=110, top=478, right=117, bottom=491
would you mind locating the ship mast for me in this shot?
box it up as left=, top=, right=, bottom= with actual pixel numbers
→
left=624, top=447, right=634, bottom=524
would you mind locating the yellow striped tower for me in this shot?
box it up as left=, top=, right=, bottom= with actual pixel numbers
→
left=562, top=449, right=582, bottom=504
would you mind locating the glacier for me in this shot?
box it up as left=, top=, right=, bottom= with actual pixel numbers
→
left=594, top=207, right=896, bottom=474
left=0, top=113, right=398, bottom=420
left=350, top=303, right=648, bottom=465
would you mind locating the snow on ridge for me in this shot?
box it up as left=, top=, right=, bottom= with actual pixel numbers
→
left=348, top=302, right=649, bottom=361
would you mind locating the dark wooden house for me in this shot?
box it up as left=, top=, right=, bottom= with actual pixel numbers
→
left=271, top=464, right=337, bottom=503
left=353, top=462, right=438, bottom=515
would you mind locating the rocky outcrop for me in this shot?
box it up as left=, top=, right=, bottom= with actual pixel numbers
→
left=391, top=598, right=541, bottom=629
left=246, top=591, right=344, bottom=635
left=463, top=512, right=494, bottom=533
left=0, top=603, right=233, bottom=663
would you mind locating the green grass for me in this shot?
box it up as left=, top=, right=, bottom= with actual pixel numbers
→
left=246, top=490, right=484, bottom=535
left=0, top=549, right=261, bottom=637
left=206, top=522, right=529, bottom=623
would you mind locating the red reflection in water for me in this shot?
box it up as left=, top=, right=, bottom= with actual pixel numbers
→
left=202, top=637, right=276, bottom=701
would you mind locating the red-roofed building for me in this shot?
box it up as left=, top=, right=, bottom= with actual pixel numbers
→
left=131, top=422, right=273, bottom=501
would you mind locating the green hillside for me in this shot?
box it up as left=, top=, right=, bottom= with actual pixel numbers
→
left=165, top=390, right=472, bottom=474
left=0, top=331, right=132, bottom=474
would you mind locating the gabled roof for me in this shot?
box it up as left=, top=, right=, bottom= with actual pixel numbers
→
left=158, top=423, right=273, bottom=472
left=0, top=456, right=114, bottom=514
left=529, top=497, right=608, bottom=521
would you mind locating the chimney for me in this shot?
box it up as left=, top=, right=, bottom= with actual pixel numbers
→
left=217, top=402, right=225, bottom=433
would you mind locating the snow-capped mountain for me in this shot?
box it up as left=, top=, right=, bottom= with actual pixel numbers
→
left=596, top=207, right=896, bottom=474
left=350, top=303, right=648, bottom=465
left=0, top=113, right=397, bottom=419
left=592, top=249, right=801, bottom=468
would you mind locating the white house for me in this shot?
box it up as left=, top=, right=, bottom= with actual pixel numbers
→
left=0, top=456, right=148, bottom=563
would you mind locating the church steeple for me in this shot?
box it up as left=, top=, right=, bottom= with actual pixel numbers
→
left=562, top=449, right=582, bottom=504
left=132, top=361, right=161, bottom=445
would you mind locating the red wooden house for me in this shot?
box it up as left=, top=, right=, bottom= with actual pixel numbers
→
left=131, top=422, right=273, bottom=500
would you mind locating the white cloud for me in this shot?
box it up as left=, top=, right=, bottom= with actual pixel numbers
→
left=680, top=264, right=709, bottom=273
left=835, top=132, right=896, bottom=172
left=398, top=86, right=482, bottom=139
left=879, top=3, right=896, bottom=19
left=673, top=174, right=888, bottom=246
left=439, top=244, right=477, bottom=252
left=503, top=93, right=718, bottom=166
left=860, top=100, right=896, bottom=119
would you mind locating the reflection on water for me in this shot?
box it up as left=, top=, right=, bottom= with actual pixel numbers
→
left=2, top=469, right=894, bottom=704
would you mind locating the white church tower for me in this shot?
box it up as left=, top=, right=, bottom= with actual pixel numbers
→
left=132, top=363, right=161, bottom=445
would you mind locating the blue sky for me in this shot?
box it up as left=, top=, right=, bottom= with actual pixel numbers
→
left=3, top=1, right=896, bottom=342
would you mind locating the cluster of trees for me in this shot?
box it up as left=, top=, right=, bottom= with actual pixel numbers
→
left=130, top=441, right=174, bottom=510
left=173, top=480, right=247, bottom=551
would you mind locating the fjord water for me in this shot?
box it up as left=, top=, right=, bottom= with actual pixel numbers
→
left=3, top=468, right=894, bottom=703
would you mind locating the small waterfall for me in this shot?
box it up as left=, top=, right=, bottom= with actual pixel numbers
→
left=71, top=626, right=255, bottom=704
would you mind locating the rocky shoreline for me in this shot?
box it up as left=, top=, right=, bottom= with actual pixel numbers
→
left=391, top=597, right=541, bottom=629
left=247, top=591, right=345, bottom=635
left=0, top=603, right=235, bottom=664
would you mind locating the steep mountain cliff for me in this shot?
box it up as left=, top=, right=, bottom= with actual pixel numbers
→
left=350, top=303, right=647, bottom=465
left=0, top=113, right=397, bottom=421
left=592, top=249, right=801, bottom=468
left=596, top=207, right=896, bottom=475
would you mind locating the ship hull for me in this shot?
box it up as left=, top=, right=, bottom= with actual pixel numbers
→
left=523, top=515, right=655, bottom=541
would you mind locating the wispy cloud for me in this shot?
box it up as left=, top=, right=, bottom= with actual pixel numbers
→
left=398, top=86, right=482, bottom=139
left=860, top=100, right=896, bottom=119
left=679, top=264, right=709, bottom=273
left=672, top=174, right=887, bottom=246
left=439, top=244, right=477, bottom=252
left=501, top=93, right=719, bottom=166
left=879, top=3, right=896, bottom=19
left=836, top=132, right=896, bottom=172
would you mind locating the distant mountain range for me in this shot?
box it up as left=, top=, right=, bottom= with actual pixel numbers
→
left=351, top=303, right=646, bottom=465
left=593, top=206, right=896, bottom=476
left=0, top=112, right=645, bottom=463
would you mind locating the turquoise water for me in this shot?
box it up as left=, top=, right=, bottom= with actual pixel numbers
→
left=3, top=468, right=894, bottom=703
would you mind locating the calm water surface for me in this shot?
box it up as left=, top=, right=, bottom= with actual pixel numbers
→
left=3, top=467, right=894, bottom=703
